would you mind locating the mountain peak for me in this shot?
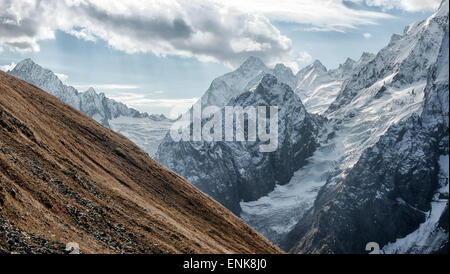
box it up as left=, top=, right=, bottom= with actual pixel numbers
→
left=10, top=59, right=64, bottom=91
left=343, top=57, right=355, bottom=65
left=436, top=0, right=449, bottom=16
left=389, top=33, right=402, bottom=44
left=8, top=60, right=163, bottom=127
left=336, top=58, right=356, bottom=73
left=259, top=73, right=278, bottom=88
left=359, top=52, right=375, bottom=64
left=273, top=63, right=293, bottom=74
left=361, top=51, right=374, bottom=59
left=311, top=60, right=327, bottom=72
left=239, top=56, right=266, bottom=70
left=18, top=58, right=34, bottom=64
left=85, top=87, right=97, bottom=94
left=274, top=63, right=287, bottom=70
left=251, top=73, right=295, bottom=98
left=14, top=58, right=39, bottom=71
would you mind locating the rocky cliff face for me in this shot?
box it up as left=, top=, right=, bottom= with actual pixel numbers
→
left=157, top=74, right=322, bottom=214
left=286, top=1, right=449, bottom=253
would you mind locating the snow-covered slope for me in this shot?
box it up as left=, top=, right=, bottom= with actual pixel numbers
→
left=240, top=120, right=336, bottom=245
left=201, top=54, right=374, bottom=115
left=157, top=1, right=448, bottom=251
left=8, top=59, right=173, bottom=156
left=239, top=55, right=380, bottom=245
left=109, top=116, right=173, bottom=156
left=287, top=1, right=449, bottom=253
left=382, top=21, right=449, bottom=254
left=295, top=54, right=375, bottom=114
left=157, top=74, right=322, bottom=214
left=319, top=0, right=448, bottom=186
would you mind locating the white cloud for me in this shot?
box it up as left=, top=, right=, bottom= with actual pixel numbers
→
left=363, top=32, right=373, bottom=39
left=363, top=0, right=441, bottom=12
left=222, top=0, right=394, bottom=31
left=0, top=0, right=293, bottom=67
left=2, top=0, right=436, bottom=68
left=301, top=26, right=347, bottom=33
left=0, top=61, right=16, bottom=72
left=55, top=73, right=68, bottom=82
left=73, top=84, right=139, bottom=91
left=108, top=92, right=197, bottom=119
left=296, top=51, right=314, bottom=68
left=66, top=28, right=97, bottom=42
left=0, top=0, right=405, bottom=68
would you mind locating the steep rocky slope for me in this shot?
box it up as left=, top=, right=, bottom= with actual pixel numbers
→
left=286, top=0, right=449, bottom=254
left=238, top=1, right=448, bottom=251
left=0, top=70, right=281, bottom=254
left=157, top=75, right=322, bottom=214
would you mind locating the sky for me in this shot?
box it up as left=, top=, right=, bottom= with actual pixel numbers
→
left=0, top=0, right=440, bottom=118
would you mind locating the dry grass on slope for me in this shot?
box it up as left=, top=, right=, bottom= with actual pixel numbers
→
left=0, top=71, right=282, bottom=254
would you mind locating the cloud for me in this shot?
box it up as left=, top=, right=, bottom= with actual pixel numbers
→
left=0, top=61, right=16, bottom=72
left=0, top=0, right=292, bottom=67
left=296, top=51, right=314, bottom=68
left=0, top=0, right=417, bottom=67
left=108, top=92, right=197, bottom=119
left=362, top=0, right=441, bottom=12
left=55, top=73, right=68, bottom=82
left=301, top=26, right=347, bottom=33
left=0, top=0, right=54, bottom=52
left=222, top=0, right=394, bottom=31
left=363, top=32, right=373, bottom=39
left=73, top=84, right=139, bottom=91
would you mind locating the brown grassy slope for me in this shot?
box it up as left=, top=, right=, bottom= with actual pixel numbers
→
left=0, top=71, right=282, bottom=254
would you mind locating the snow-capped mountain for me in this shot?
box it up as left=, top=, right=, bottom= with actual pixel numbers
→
left=199, top=54, right=374, bottom=115
left=199, top=56, right=297, bottom=108
left=8, top=59, right=172, bottom=156
left=157, top=74, right=322, bottom=214
left=295, top=53, right=375, bottom=114
left=6, top=0, right=447, bottom=254
left=284, top=0, right=449, bottom=253
left=108, top=116, right=174, bottom=157
left=157, top=0, right=448, bottom=253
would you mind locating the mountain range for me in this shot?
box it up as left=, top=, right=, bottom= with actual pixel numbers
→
left=8, top=60, right=173, bottom=156
left=2, top=0, right=448, bottom=254
left=157, top=0, right=449, bottom=253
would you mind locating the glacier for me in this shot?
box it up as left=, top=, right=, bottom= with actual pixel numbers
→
left=243, top=1, right=448, bottom=250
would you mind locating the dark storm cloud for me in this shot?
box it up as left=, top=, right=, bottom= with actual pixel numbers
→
left=4, top=41, right=35, bottom=49
left=0, top=16, right=39, bottom=38
left=78, top=3, right=193, bottom=40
